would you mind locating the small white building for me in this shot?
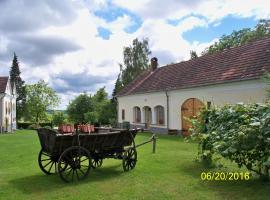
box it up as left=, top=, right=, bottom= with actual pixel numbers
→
left=0, top=76, right=16, bottom=133
left=116, top=38, right=270, bottom=135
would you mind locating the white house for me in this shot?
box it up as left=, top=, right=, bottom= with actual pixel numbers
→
left=0, top=76, right=16, bottom=133
left=116, top=38, right=270, bottom=135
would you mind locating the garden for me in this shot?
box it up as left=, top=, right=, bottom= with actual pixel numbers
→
left=1, top=130, right=270, bottom=200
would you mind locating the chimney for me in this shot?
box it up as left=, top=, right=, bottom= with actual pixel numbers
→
left=150, top=57, right=158, bottom=71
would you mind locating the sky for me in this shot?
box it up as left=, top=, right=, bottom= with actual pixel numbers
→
left=0, top=0, right=270, bottom=109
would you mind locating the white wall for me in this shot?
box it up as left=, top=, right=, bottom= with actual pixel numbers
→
left=118, top=79, right=267, bottom=131
left=118, top=91, right=167, bottom=128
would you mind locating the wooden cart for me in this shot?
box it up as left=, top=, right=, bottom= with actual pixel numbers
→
left=36, top=128, right=139, bottom=182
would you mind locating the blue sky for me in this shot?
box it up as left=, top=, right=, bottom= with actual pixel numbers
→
left=182, top=15, right=258, bottom=43
left=0, top=0, right=269, bottom=109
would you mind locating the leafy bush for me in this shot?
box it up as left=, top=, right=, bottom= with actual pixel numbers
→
left=191, top=103, right=270, bottom=180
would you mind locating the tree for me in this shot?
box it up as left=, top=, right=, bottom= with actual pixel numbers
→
left=202, top=19, right=270, bottom=55
left=91, top=87, right=115, bottom=125
left=190, top=50, right=198, bottom=59
left=118, top=38, right=151, bottom=89
left=110, top=38, right=151, bottom=124
left=9, top=53, right=26, bottom=121
left=66, top=93, right=93, bottom=123
left=110, top=75, right=121, bottom=121
left=92, top=87, right=108, bottom=103
left=25, top=80, right=60, bottom=123
left=52, top=111, right=67, bottom=126
left=112, top=74, right=122, bottom=103
left=84, top=111, right=99, bottom=124
left=67, top=87, right=116, bottom=125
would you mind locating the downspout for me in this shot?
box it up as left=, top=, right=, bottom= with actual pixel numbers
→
left=165, top=90, right=169, bottom=132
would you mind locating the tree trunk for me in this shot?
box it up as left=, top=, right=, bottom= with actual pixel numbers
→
left=36, top=112, right=39, bottom=125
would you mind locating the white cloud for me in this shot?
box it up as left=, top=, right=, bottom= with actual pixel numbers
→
left=112, top=0, right=270, bottom=22
left=112, top=0, right=202, bottom=19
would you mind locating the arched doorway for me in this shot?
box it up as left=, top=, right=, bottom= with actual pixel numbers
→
left=143, top=106, right=152, bottom=129
left=181, top=98, right=205, bottom=136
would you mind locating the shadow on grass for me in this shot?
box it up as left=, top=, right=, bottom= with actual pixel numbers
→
left=9, top=163, right=125, bottom=194
left=181, top=162, right=270, bottom=199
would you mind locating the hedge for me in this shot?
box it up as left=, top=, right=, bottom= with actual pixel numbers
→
left=17, top=122, right=53, bottom=129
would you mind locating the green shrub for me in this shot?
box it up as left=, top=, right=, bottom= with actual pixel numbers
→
left=191, top=103, right=270, bottom=180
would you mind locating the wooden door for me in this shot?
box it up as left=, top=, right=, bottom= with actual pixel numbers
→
left=181, top=98, right=204, bottom=136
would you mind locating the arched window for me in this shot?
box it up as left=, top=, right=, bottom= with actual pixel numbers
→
left=155, top=106, right=165, bottom=125
left=143, top=106, right=152, bottom=124
left=133, top=106, right=141, bottom=123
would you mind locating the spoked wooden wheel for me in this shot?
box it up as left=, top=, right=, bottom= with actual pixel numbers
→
left=123, top=148, right=137, bottom=172
left=58, top=146, right=91, bottom=183
left=38, top=150, right=57, bottom=175
left=91, top=157, right=103, bottom=168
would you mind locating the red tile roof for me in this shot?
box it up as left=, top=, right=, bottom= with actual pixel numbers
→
left=0, top=76, right=8, bottom=93
left=117, top=37, right=270, bottom=96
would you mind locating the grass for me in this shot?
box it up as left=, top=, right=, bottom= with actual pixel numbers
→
left=0, top=130, right=270, bottom=200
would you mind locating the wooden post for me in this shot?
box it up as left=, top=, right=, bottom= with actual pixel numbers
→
left=152, top=134, right=156, bottom=154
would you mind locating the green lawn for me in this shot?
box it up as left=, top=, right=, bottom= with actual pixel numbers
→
left=0, top=130, right=270, bottom=200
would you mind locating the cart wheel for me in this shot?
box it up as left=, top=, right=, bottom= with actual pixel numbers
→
left=58, top=146, right=91, bottom=183
left=123, top=148, right=137, bottom=172
left=38, top=149, right=57, bottom=175
left=91, top=157, right=103, bottom=168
